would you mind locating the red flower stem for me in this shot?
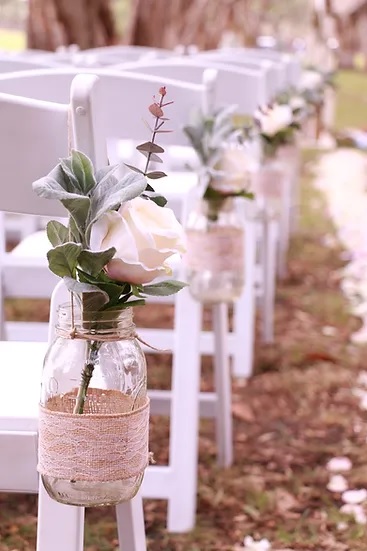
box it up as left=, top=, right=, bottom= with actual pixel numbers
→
left=143, top=92, right=165, bottom=176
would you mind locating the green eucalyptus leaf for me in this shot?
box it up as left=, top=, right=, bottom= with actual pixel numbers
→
left=143, top=193, right=167, bottom=207
left=141, top=280, right=187, bottom=296
left=70, top=150, right=96, bottom=194
left=78, top=247, right=116, bottom=277
left=124, top=163, right=145, bottom=175
left=46, top=220, right=70, bottom=247
left=137, top=141, right=164, bottom=154
left=47, top=242, right=82, bottom=278
left=137, top=151, right=163, bottom=163
left=146, top=171, right=167, bottom=180
left=89, top=172, right=146, bottom=227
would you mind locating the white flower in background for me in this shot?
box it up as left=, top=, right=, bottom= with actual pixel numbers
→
left=255, top=104, right=293, bottom=137
left=340, top=504, right=367, bottom=525
left=342, top=489, right=367, bottom=505
left=327, top=474, right=348, bottom=493
left=90, top=197, right=186, bottom=285
left=243, top=536, right=271, bottom=550
left=357, top=371, right=367, bottom=387
left=299, top=70, right=323, bottom=91
left=289, top=95, right=306, bottom=112
left=326, top=457, right=352, bottom=472
left=213, top=144, right=256, bottom=193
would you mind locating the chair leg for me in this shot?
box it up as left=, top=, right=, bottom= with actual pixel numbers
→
left=261, top=217, right=278, bottom=344
left=277, top=175, right=292, bottom=280
left=232, top=218, right=257, bottom=379
left=116, top=494, right=146, bottom=551
left=36, top=480, right=84, bottom=551
left=167, top=287, right=202, bottom=532
left=212, top=302, right=233, bottom=468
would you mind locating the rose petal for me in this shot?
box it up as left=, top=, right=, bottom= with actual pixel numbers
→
left=327, top=475, right=348, bottom=493
left=342, top=489, right=367, bottom=505
left=326, top=457, right=352, bottom=472
left=340, top=503, right=367, bottom=525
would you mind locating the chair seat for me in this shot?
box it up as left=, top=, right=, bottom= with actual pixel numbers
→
left=0, top=341, right=46, bottom=431
left=11, top=229, right=50, bottom=258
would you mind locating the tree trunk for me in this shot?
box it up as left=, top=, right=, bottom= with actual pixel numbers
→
left=124, top=0, right=268, bottom=50
left=27, top=0, right=117, bottom=51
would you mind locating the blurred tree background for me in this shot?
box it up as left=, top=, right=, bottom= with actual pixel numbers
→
left=11, top=0, right=310, bottom=51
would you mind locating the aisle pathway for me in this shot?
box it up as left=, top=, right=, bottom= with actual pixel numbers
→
left=314, top=147, right=367, bottom=342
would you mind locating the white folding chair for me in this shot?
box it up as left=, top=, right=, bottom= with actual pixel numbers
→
left=118, top=57, right=278, bottom=359
left=0, top=68, right=229, bottom=533
left=0, top=87, right=146, bottom=551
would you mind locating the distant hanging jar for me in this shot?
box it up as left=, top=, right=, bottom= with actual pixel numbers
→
left=38, top=303, right=149, bottom=507
left=184, top=142, right=249, bottom=304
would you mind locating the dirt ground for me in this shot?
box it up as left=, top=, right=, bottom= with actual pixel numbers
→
left=1, top=150, right=367, bottom=550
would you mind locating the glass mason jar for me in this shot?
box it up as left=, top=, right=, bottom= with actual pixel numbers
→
left=38, top=304, right=148, bottom=507
left=253, top=156, right=285, bottom=215
left=185, top=196, right=245, bottom=303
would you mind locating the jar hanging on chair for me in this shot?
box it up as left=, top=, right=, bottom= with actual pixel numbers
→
left=254, top=152, right=286, bottom=216
left=38, top=302, right=149, bottom=507
left=184, top=141, right=250, bottom=304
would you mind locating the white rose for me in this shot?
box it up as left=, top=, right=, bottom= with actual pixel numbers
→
left=90, top=197, right=186, bottom=284
left=213, top=145, right=256, bottom=193
left=290, top=95, right=306, bottom=111
left=299, top=69, right=323, bottom=91
left=255, top=104, right=293, bottom=137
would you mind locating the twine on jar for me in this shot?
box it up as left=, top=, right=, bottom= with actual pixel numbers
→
left=38, top=389, right=150, bottom=482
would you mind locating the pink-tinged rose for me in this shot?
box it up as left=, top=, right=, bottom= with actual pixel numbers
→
left=90, top=197, right=186, bottom=285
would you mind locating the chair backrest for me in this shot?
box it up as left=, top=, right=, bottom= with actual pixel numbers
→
left=0, top=56, right=62, bottom=73
left=199, top=48, right=301, bottom=89
left=74, top=45, right=175, bottom=68
left=0, top=69, right=213, bottom=212
left=0, top=92, right=68, bottom=217
left=114, top=57, right=268, bottom=111
left=195, top=50, right=290, bottom=97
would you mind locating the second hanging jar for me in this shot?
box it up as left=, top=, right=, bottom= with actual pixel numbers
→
left=185, top=194, right=245, bottom=304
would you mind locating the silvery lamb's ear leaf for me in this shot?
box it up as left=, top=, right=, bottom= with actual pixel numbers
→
left=61, top=196, right=90, bottom=235
left=46, top=220, right=70, bottom=247
left=47, top=242, right=82, bottom=278
left=70, top=150, right=96, bottom=195
left=78, top=247, right=116, bottom=277
left=95, top=164, right=120, bottom=185
left=32, top=164, right=86, bottom=201
left=88, top=172, right=146, bottom=227
left=63, top=276, right=109, bottom=311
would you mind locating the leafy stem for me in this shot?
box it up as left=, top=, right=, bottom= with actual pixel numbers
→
left=143, top=90, right=166, bottom=176
left=73, top=340, right=101, bottom=414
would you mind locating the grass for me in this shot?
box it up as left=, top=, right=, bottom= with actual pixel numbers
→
left=0, top=29, right=25, bottom=51
left=335, top=70, right=367, bottom=131
left=2, top=149, right=367, bottom=551
left=2, top=61, right=367, bottom=551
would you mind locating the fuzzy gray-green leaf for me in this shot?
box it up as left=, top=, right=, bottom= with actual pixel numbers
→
left=47, top=242, right=82, bottom=278
left=70, top=150, right=97, bottom=194
left=89, top=172, right=146, bottom=227
left=46, top=220, right=70, bottom=247
left=78, top=247, right=116, bottom=277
